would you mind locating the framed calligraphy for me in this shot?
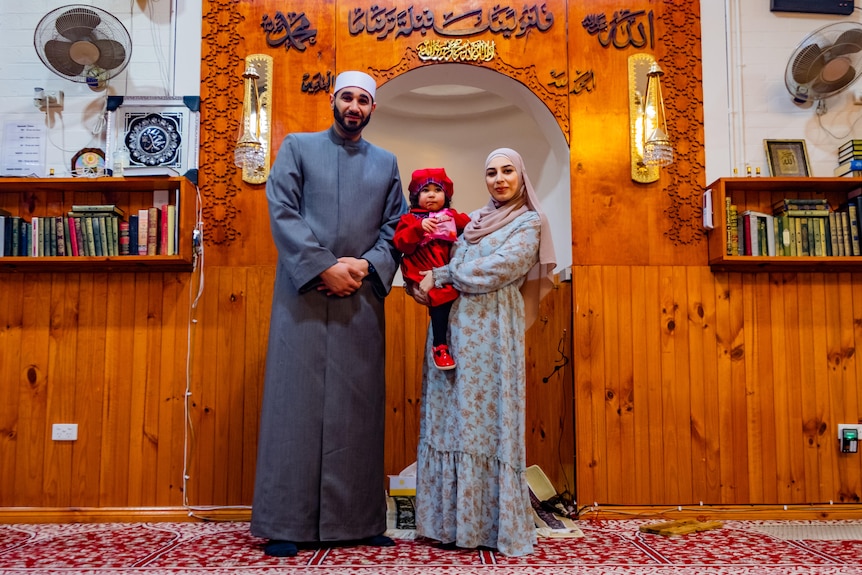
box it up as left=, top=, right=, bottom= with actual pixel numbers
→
left=105, top=96, right=201, bottom=182
left=764, top=139, right=810, bottom=177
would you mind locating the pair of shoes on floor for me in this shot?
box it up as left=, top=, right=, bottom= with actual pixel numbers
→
left=432, top=344, right=456, bottom=370
left=264, top=540, right=298, bottom=557
left=265, top=535, right=394, bottom=556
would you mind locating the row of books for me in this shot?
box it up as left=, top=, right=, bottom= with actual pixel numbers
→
left=0, top=204, right=178, bottom=258
left=835, top=139, right=862, bottom=177
left=725, top=195, right=862, bottom=257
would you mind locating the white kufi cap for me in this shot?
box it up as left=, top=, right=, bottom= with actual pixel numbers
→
left=333, top=71, right=377, bottom=100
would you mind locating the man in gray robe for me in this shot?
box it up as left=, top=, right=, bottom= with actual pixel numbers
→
left=251, top=71, right=407, bottom=557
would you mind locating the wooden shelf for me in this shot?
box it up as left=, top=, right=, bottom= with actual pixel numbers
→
left=706, top=177, right=862, bottom=272
left=0, top=176, right=196, bottom=272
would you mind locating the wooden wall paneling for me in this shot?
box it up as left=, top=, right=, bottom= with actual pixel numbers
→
left=191, top=268, right=223, bottom=506
left=0, top=275, right=24, bottom=506
left=769, top=273, right=793, bottom=503
left=572, top=265, right=605, bottom=503
left=240, top=266, right=273, bottom=503
left=795, top=273, right=823, bottom=503
left=629, top=266, right=652, bottom=504
left=828, top=273, right=860, bottom=502
left=223, top=267, right=249, bottom=505
left=755, top=273, right=778, bottom=503
left=126, top=274, right=149, bottom=506
left=740, top=275, right=762, bottom=502
left=142, top=275, right=167, bottom=505
left=157, top=273, right=189, bottom=506
left=686, top=266, right=708, bottom=503
left=401, top=292, right=426, bottom=472
left=697, top=266, right=722, bottom=502
left=600, top=266, right=622, bottom=502
left=17, top=275, right=50, bottom=506
left=658, top=266, right=679, bottom=503
left=809, top=273, right=836, bottom=503
left=672, top=266, right=694, bottom=503
left=844, top=275, right=862, bottom=500
left=210, top=267, right=233, bottom=504
left=524, top=281, right=575, bottom=495
left=383, top=289, right=410, bottom=480
left=780, top=273, right=806, bottom=504
left=643, top=266, right=664, bottom=503
left=99, top=273, right=136, bottom=506
left=44, top=273, right=74, bottom=507
left=727, top=272, right=751, bottom=504
left=65, top=272, right=100, bottom=508
left=615, top=267, right=636, bottom=504
left=713, top=271, right=734, bottom=503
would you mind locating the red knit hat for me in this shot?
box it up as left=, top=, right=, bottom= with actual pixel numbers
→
left=408, top=168, right=454, bottom=199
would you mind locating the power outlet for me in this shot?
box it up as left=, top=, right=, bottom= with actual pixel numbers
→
left=52, top=423, right=78, bottom=441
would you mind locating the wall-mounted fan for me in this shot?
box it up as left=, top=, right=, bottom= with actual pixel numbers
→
left=33, top=5, right=132, bottom=86
left=785, top=21, right=862, bottom=111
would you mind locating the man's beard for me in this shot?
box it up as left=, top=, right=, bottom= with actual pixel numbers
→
left=334, top=106, right=371, bottom=135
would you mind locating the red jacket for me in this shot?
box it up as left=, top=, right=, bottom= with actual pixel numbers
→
left=394, top=207, right=471, bottom=307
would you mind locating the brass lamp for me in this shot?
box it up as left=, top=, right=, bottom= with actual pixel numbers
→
left=642, top=62, right=673, bottom=167
left=234, top=54, right=273, bottom=184
left=628, top=54, right=673, bottom=183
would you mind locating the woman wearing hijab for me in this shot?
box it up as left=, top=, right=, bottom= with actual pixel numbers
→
left=411, top=148, right=556, bottom=556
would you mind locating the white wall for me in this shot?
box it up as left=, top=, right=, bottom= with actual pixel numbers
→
left=702, top=1, right=862, bottom=183
left=0, top=0, right=199, bottom=177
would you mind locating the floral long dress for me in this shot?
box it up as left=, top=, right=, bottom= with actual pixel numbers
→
left=416, top=210, right=540, bottom=557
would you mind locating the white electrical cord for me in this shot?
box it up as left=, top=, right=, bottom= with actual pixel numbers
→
left=180, top=185, right=251, bottom=518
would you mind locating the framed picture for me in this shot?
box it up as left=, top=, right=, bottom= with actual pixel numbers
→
left=105, top=96, right=200, bottom=183
left=764, top=139, right=811, bottom=177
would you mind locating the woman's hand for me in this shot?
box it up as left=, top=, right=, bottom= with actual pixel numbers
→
left=404, top=277, right=430, bottom=306
left=419, top=270, right=435, bottom=294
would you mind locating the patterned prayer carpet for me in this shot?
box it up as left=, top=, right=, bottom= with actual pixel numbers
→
left=3, top=519, right=862, bottom=575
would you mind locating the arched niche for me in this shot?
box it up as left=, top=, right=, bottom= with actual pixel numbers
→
left=365, top=63, right=572, bottom=272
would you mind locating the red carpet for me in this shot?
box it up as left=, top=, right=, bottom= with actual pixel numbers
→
left=2, top=519, right=862, bottom=574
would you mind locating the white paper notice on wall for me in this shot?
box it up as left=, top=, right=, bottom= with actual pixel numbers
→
left=1, top=119, right=46, bottom=177
left=702, top=189, right=714, bottom=230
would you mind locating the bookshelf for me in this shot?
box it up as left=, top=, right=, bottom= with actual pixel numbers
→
left=0, top=176, right=196, bottom=272
left=706, top=177, right=862, bottom=272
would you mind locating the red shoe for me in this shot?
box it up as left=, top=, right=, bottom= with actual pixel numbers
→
left=433, top=344, right=456, bottom=370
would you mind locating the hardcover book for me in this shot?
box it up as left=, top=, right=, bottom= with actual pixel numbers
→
left=73, top=217, right=85, bottom=256
left=119, top=220, right=130, bottom=256
left=84, top=217, right=97, bottom=257
left=147, top=207, right=160, bottom=255
left=55, top=216, right=66, bottom=257
left=70, top=204, right=126, bottom=217
left=128, top=214, right=139, bottom=256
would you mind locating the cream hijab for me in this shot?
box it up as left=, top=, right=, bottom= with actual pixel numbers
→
left=463, top=148, right=556, bottom=329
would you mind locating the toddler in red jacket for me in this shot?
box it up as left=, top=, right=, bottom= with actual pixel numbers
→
left=394, top=168, right=470, bottom=370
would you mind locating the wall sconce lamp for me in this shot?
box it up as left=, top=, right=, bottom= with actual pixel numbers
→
left=234, top=54, right=273, bottom=184
left=628, top=54, right=673, bottom=183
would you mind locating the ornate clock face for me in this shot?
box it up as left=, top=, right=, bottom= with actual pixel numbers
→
left=71, top=148, right=106, bottom=177
left=124, top=112, right=182, bottom=167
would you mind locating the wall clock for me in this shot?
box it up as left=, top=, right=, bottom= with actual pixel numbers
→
left=105, top=96, right=200, bottom=182
left=70, top=147, right=106, bottom=177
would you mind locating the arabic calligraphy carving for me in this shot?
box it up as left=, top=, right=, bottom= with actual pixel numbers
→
left=548, top=69, right=596, bottom=95
left=582, top=9, right=654, bottom=50
left=417, top=39, right=496, bottom=62
left=261, top=11, right=318, bottom=51
left=301, top=71, right=333, bottom=94
left=349, top=3, right=553, bottom=40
